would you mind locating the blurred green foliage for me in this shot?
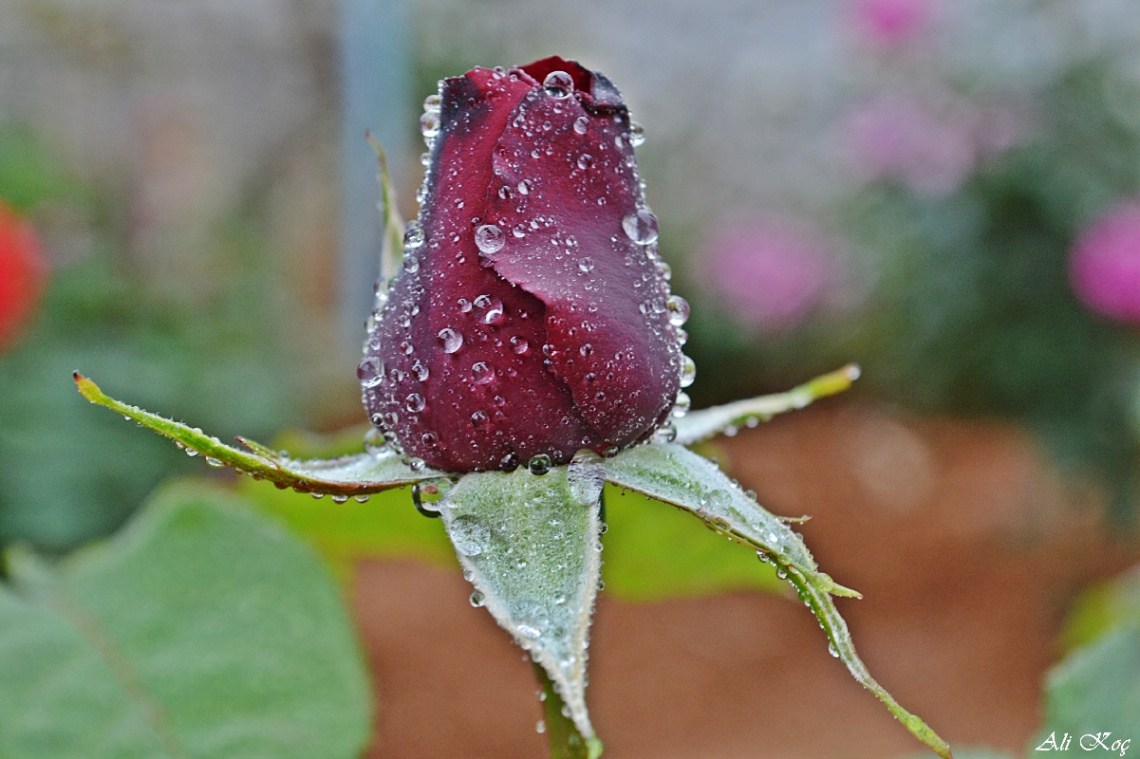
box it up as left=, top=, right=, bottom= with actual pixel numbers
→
left=0, top=480, right=372, bottom=758
left=0, top=125, right=301, bottom=552
left=847, top=62, right=1140, bottom=516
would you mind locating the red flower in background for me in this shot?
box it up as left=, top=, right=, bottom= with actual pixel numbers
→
left=360, top=57, right=687, bottom=472
left=0, top=200, right=48, bottom=351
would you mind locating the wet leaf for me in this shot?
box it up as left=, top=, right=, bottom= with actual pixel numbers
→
left=675, top=364, right=860, bottom=444
left=0, top=481, right=371, bottom=758
left=438, top=457, right=605, bottom=747
left=604, top=442, right=953, bottom=759
left=1039, top=626, right=1140, bottom=742
left=74, top=373, right=443, bottom=495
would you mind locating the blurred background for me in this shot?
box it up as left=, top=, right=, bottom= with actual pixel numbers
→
left=3, top=0, right=1140, bottom=757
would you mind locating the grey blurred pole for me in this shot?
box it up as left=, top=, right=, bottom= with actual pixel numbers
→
left=339, top=0, right=412, bottom=357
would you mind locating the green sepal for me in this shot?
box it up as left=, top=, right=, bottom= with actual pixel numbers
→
left=74, top=373, right=443, bottom=495
left=675, top=364, right=861, bottom=445
left=438, top=454, right=606, bottom=744
left=604, top=442, right=953, bottom=759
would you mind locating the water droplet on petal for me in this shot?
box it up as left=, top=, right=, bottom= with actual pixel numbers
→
left=543, top=70, right=574, bottom=99
left=481, top=298, right=504, bottom=324
left=405, top=393, right=426, bottom=413
left=573, top=115, right=589, bottom=134
left=419, top=111, right=441, bottom=139
left=411, top=360, right=429, bottom=381
left=438, top=328, right=463, bottom=353
left=364, top=427, right=389, bottom=455
left=517, top=179, right=532, bottom=196
left=422, top=93, right=441, bottom=112
left=666, top=295, right=690, bottom=326
left=403, top=221, right=425, bottom=248
left=510, top=336, right=529, bottom=354
left=331, top=494, right=350, bottom=504
left=475, top=224, right=505, bottom=255
left=629, top=120, right=646, bottom=147
left=672, top=391, right=691, bottom=418
left=578, top=257, right=594, bottom=273
left=357, top=357, right=383, bottom=388
left=679, top=355, right=697, bottom=387
left=528, top=454, right=552, bottom=475
left=622, top=209, right=659, bottom=245
left=472, top=362, right=494, bottom=385
left=652, top=423, right=678, bottom=444
left=577, top=153, right=593, bottom=171
left=470, top=590, right=486, bottom=607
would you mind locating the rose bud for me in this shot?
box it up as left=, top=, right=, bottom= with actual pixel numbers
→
left=360, top=57, right=689, bottom=473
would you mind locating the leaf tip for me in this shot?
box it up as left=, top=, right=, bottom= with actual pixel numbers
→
left=73, top=371, right=103, bottom=403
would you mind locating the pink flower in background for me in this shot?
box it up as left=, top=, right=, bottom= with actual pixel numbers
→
left=698, top=216, right=845, bottom=334
left=843, top=96, right=975, bottom=197
left=842, top=94, right=1028, bottom=197
left=1069, top=200, right=1140, bottom=324
left=850, top=0, right=942, bottom=47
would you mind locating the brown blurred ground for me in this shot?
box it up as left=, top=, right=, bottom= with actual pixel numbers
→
left=353, top=403, right=1140, bottom=759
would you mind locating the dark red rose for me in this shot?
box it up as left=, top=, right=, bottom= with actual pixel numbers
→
left=0, top=200, right=47, bottom=352
left=360, top=57, right=690, bottom=473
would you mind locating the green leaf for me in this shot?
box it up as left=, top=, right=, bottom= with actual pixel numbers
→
left=74, top=373, right=443, bottom=495
left=1038, top=626, right=1140, bottom=744
left=0, top=481, right=372, bottom=759
left=604, top=442, right=953, bottom=759
left=438, top=454, right=606, bottom=748
left=675, top=364, right=860, bottom=445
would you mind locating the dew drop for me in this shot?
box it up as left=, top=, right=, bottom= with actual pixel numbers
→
left=471, top=410, right=489, bottom=428
left=577, top=256, right=594, bottom=273
left=470, top=591, right=486, bottom=607
left=357, top=357, right=383, bottom=388
left=457, top=297, right=472, bottom=313
left=423, top=93, right=441, bottom=112
left=510, top=336, right=529, bottom=354
left=517, top=179, right=532, bottom=196
left=629, top=120, right=646, bottom=147
left=573, top=115, right=589, bottom=135
left=481, top=298, right=505, bottom=324
left=405, top=393, right=426, bottom=413
left=577, top=153, right=593, bottom=171
left=475, top=224, right=505, bottom=255
left=622, top=208, right=659, bottom=245
left=672, top=391, right=692, bottom=418
left=543, top=70, right=574, bottom=99
left=536, top=720, right=546, bottom=734
left=364, top=427, right=388, bottom=455
left=419, top=111, right=441, bottom=139
left=411, top=360, right=429, bottom=382
left=472, top=362, right=494, bottom=385
left=528, top=454, right=553, bottom=476
left=403, top=222, right=425, bottom=248
left=204, top=456, right=223, bottom=468
left=652, top=423, right=678, bottom=444
left=666, top=295, right=690, bottom=327
left=579, top=343, right=593, bottom=358
left=331, top=494, right=350, bottom=504
left=437, top=328, right=463, bottom=353
left=679, top=355, right=697, bottom=387
left=451, top=515, right=491, bottom=556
